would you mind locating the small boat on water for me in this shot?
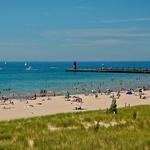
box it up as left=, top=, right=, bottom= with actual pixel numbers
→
left=25, top=66, right=32, bottom=71
left=25, top=62, right=27, bottom=66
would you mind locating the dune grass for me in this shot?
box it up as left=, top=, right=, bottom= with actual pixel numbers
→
left=0, top=105, right=150, bottom=150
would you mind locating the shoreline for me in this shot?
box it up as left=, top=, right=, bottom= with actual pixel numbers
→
left=1, top=84, right=150, bottom=100
left=0, top=90, right=150, bottom=121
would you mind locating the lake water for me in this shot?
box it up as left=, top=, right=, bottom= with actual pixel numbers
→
left=0, top=61, right=150, bottom=97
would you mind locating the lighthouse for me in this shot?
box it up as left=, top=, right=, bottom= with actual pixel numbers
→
left=73, top=61, right=77, bottom=70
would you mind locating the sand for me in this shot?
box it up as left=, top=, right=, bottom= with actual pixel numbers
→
left=0, top=90, right=150, bottom=121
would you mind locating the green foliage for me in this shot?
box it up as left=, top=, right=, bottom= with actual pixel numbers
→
left=0, top=105, right=149, bottom=150
left=106, top=108, right=109, bottom=114
left=94, top=121, right=100, bottom=132
left=132, top=111, right=137, bottom=120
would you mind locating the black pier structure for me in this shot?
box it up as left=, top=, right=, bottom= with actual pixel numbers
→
left=65, top=62, right=150, bottom=74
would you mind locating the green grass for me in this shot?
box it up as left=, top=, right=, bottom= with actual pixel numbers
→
left=0, top=105, right=150, bottom=150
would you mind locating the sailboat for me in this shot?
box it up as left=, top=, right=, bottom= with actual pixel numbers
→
left=25, top=62, right=27, bottom=66
left=4, top=61, right=7, bottom=65
left=25, top=66, right=32, bottom=71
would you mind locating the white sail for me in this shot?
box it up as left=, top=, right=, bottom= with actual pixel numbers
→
left=26, top=66, right=32, bottom=71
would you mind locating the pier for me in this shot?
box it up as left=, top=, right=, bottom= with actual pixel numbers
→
left=65, top=68, right=150, bottom=74
left=65, top=62, right=150, bottom=74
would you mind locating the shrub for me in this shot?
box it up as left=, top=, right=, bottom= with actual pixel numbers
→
left=109, top=99, right=117, bottom=114
left=132, top=111, right=137, bottom=120
left=94, top=121, right=100, bottom=132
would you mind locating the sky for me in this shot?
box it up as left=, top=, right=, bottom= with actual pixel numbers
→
left=0, top=0, right=150, bottom=61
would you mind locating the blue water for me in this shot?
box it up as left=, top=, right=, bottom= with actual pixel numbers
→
left=0, top=61, right=150, bottom=96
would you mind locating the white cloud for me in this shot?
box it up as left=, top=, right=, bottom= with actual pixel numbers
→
left=92, top=39, right=127, bottom=45
left=41, top=27, right=150, bottom=48
left=135, top=17, right=150, bottom=21
left=76, top=6, right=88, bottom=9
left=61, top=38, right=150, bottom=48
left=98, top=19, right=129, bottom=24
left=0, top=42, right=40, bottom=47
left=97, top=17, right=150, bottom=24
left=42, top=28, right=150, bottom=38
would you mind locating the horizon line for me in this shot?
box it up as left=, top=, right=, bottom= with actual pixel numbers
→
left=1, top=60, right=150, bottom=62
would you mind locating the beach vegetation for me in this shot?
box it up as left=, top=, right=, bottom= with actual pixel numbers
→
left=109, top=99, right=117, bottom=114
left=132, top=111, right=137, bottom=120
left=0, top=105, right=149, bottom=150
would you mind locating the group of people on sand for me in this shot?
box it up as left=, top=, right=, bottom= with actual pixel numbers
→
left=0, top=84, right=149, bottom=110
left=138, top=88, right=147, bottom=99
left=65, top=91, right=84, bottom=110
left=109, top=91, right=121, bottom=100
left=68, top=85, right=149, bottom=102
left=0, top=96, right=15, bottom=106
left=40, top=89, right=47, bottom=97
left=109, top=87, right=148, bottom=100
left=65, top=91, right=83, bottom=103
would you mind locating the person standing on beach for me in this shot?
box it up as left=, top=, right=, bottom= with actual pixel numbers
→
left=67, top=91, right=70, bottom=99
left=117, top=91, right=121, bottom=99
left=34, top=93, right=36, bottom=100
left=95, top=93, right=98, bottom=98
left=139, top=88, right=142, bottom=99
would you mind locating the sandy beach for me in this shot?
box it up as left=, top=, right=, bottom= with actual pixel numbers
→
left=0, top=90, right=150, bottom=121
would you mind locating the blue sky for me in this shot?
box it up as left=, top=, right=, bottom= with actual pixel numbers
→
left=0, top=0, right=150, bottom=61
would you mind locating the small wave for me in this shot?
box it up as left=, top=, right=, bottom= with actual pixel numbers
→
left=32, top=69, right=39, bottom=71
left=49, top=67, right=58, bottom=69
left=0, top=67, right=3, bottom=70
left=25, top=68, right=39, bottom=71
